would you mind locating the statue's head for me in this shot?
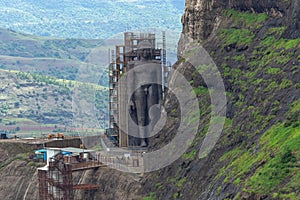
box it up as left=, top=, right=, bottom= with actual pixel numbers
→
left=137, top=40, right=152, bottom=60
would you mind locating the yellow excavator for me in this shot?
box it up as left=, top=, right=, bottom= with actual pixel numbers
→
left=48, top=133, right=64, bottom=139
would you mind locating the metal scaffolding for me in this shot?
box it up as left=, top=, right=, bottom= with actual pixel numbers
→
left=108, top=32, right=171, bottom=147
left=38, top=155, right=103, bottom=200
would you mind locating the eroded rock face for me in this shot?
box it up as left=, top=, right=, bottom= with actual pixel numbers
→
left=182, top=0, right=300, bottom=42
left=75, top=168, right=143, bottom=200
left=0, top=143, right=39, bottom=200
left=147, top=1, right=300, bottom=199
left=182, top=0, right=220, bottom=41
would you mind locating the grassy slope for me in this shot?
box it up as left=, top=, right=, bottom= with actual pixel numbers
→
left=143, top=9, right=299, bottom=200
left=219, top=102, right=299, bottom=199
left=213, top=10, right=300, bottom=199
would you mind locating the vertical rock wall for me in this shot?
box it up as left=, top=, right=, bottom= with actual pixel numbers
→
left=182, top=0, right=300, bottom=42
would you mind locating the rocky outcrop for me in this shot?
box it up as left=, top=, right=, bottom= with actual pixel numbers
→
left=0, top=160, right=39, bottom=200
left=143, top=0, right=300, bottom=199
left=75, top=168, right=143, bottom=200
left=182, top=0, right=300, bottom=42
left=0, top=142, right=40, bottom=200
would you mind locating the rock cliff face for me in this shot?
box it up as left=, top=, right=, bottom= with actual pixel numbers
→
left=74, top=168, right=143, bottom=200
left=182, top=0, right=300, bottom=41
left=142, top=0, right=300, bottom=199
left=0, top=143, right=40, bottom=200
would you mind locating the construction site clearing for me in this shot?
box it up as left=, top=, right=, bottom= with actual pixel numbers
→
left=36, top=139, right=146, bottom=199
left=0, top=134, right=81, bottom=143
left=1, top=134, right=146, bottom=199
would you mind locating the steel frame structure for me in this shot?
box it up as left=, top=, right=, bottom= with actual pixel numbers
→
left=108, top=32, right=171, bottom=147
left=38, top=155, right=102, bottom=200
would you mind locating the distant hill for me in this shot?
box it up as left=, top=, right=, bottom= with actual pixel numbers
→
left=0, top=28, right=110, bottom=137
left=0, top=0, right=184, bottom=39
left=0, top=28, right=110, bottom=85
left=0, top=69, right=108, bottom=138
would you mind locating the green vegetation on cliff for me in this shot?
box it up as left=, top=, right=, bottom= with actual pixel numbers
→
left=219, top=101, right=299, bottom=199
left=144, top=7, right=299, bottom=200
left=215, top=9, right=300, bottom=199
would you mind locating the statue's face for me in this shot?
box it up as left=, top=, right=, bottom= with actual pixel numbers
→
left=141, top=49, right=151, bottom=59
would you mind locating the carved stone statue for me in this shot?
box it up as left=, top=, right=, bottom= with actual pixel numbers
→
left=127, top=40, right=162, bottom=147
